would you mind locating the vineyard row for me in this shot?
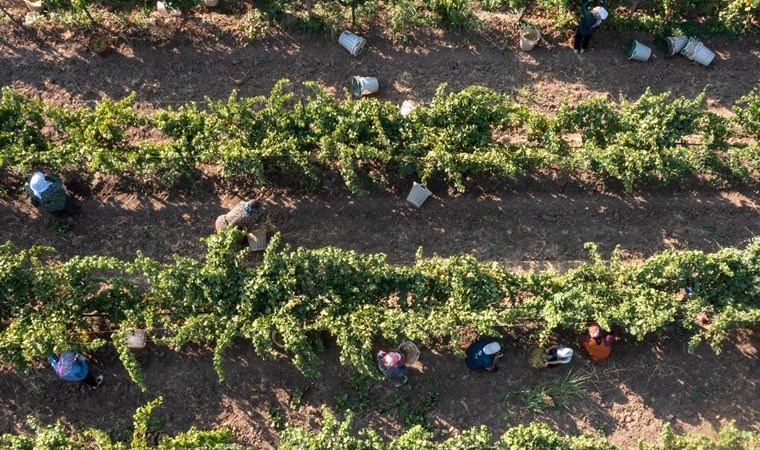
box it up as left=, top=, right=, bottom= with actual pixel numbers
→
left=1, top=228, right=758, bottom=389
left=2, top=397, right=758, bottom=449
left=1, top=84, right=758, bottom=194
left=21, top=0, right=760, bottom=38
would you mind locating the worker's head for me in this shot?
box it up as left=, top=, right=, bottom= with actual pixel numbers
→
left=382, top=351, right=405, bottom=368
left=592, top=6, right=608, bottom=21
left=557, top=347, right=574, bottom=363
left=29, top=172, right=52, bottom=197
left=483, top=342, right=502, bottom=356
left=588, top=324, right=601, bottom=338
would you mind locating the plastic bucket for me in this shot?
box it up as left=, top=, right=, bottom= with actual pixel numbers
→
left=23, top=0, right=45, bottom=11
left=690, top=43, right=715, bottom=66
left=157, top=1, right=181, bottom=16
left=126, top=329, right=147, bottom=349
left=406, top=182, right=432, bottom=208
left=681, top=39, right=715, bottom=66
left=203, top=0, right=219, bottom=6
left=519, top=26, right=541, bottom=52
left=398, top=341, right=420, bottom=365
left=339, top=31, right=366, bottom=56
left=352, top=76, right=379, bottom=97
left=680, top=38, right=700, bottom=58
left=400, top=100, right=415, bottom=117
left=247, top=227, right=267, bottom=251
left=271, top=329, right=285, bottom=348
left=625, top=40, right=651, bottom=61
left=655, top=36, right=688, bottom=58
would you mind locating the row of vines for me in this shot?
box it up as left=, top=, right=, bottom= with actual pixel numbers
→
left=2, top=398, right=758, bottom=449
left=1, top=227, right=758, bottom=389
left=20, top=0, right=760, bottom=37
left=1, top=83, right=758, bottom=194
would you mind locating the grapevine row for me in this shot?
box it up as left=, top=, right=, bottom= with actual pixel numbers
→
left=21, top=0, right=760, bottom=37
left=1, top=83, right=758, bottom=194
left=1, top=228, right=758, bottom=389
left=2, top=399, right=758, bottom=449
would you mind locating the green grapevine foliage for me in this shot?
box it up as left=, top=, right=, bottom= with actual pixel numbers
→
left=0, top=397, right=236, bottom=449
left=2, top=401, right=756, bottom=449
left=0, top=83, right=757, bottom=194
left=1, top=228, right=758, bottom=386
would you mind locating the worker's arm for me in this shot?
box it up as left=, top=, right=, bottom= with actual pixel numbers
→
left=484, top=352, right=504, bottom=372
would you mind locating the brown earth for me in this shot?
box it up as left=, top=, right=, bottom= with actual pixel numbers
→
left=0, top=3, right=759, bottom=448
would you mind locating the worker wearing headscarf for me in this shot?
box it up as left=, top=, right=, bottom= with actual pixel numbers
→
left=573, top=2, right=609, bottom=53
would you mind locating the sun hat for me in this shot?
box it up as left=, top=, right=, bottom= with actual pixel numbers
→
left=382, top=351, right=404, bottom=368
left=556, top=347, right=574, bottom=363
left=592, top=6, right=608, bottom=20
left=30, top=172, right=52, bottom=198
left=589, top=324, right=601, bottom=338
left=483, top=342, right=501, bottom=355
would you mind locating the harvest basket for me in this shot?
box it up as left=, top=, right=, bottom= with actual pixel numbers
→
left=528, top=345, right=547, bottom=368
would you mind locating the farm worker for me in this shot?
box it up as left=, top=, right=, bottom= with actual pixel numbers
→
left=573, top=1, right=608, bottom=54
left=465, top=338, right=505, bottom=373
left=578, top=323, right=616, bottom=362
left=215, top=199, right=262, bottom=232
left=543, top=345, right=574, bottom=368
left=49, top=351, right=104, bottom=389
left=376, top=349, right=407, bottom=387
left=25, top=172, right=81, bottom=220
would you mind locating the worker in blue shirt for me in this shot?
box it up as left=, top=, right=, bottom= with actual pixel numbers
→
left=465, top=338, right=504, bottom=372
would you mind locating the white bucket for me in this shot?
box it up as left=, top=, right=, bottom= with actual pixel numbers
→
left=203, top=0, right=219, bottom=6
left=352, top=76, right=379, bottom=97
left=247, top=227, right=267, bottom=251
left=680, top=38, right=700, bottom=57
left=23, top=0, right=45, bottom=11
left=406, top=182, right=432, bottom=208
left=519, top=26, right=541, bottom=52
left=663, top=36, right=688, bottom=56
left=271, top=329, right=285, bottom=348
left=338, top=31, right=366, bottom=56
left=398, top=341, right=420, bottom=365
left=684, top=41, right=715, bottom=66
left=157, top=1, right=181, bottom=16
left=625, top=40, right=651, bottom=61
left=126, top=329, right=147, bottom=349
left=400, top=100, right=415, bottom=117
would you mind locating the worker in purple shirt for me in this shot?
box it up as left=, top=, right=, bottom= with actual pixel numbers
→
left=49, top=351, right=104, bottom=389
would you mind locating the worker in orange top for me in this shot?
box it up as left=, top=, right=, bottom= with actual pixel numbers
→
left=578, top=324, right=616, bottom=362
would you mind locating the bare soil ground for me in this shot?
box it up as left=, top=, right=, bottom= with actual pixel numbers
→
left=0, top=4, right=758, bottom=448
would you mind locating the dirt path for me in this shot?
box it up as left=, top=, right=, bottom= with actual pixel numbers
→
left=1, top=10, right=758, bottom=111
left=2, top=181, right=759, bottom=265
left=0, top=331, right=757, bottom=448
